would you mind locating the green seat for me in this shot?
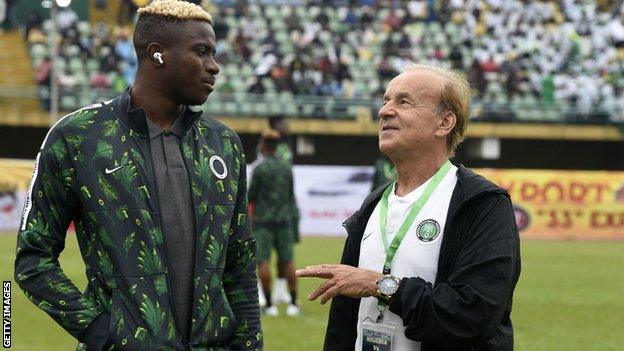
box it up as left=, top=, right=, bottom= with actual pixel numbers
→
left=60, top=95, right=77, bottom=111
left=234, top=91, right=247, bottom=102
left=377, top=8, right=389, bottom=20
left=107, top=71, right=119, bottom=85
left=230, top=78, right=246, bottom=92
left=308, top=6, right=321, bottom=18
left=64, top=45, right=81, bottom=57
left=86, top=59, right=100, bottom=73
left=69, top=58, right=84, bottom=73
left=240, top=101, right=254, bottom=116
left=223, top=17, right=236, bottom=28
left=42, top=20, right=54, bottom=33
left=32, top=57, right=43, bottom=69
left=54, top=59, right=67, bottom=72
left=204, top=103, right=219, bottom=115
left=265, top=5, right=279, bottom=18
left=77, top=21, right=91, bottom=36
left=347, top=105, right=360, bottom=118
left=301, top=104, right=315, bottom=117
left=254, top=101, right=269, bottom=116
left=256, top=19, right=268, bottom=30
left=79, top=91, right=93, bottom=106
left=224, top=64, right=238, bottom=77
left=295, top=6, right=306, bottom=18
left=261, top=78, right=275, bottom=91
left=240, top=64, right=254, bottom=78
left=248, top=4, right=261, bottom=16
left=74, top=72, right=89, bottom=87
left=223, top=101, right=238, bottom=115
left=275, top=30, right=290, bottom=43
left=272, top=19, right=286, bottom=31
left=284, top=102, right=299, bottom=117
left=30, top=44, right=47, bottom=59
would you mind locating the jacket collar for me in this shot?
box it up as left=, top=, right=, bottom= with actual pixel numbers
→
left=113, top=87, right=203, bottom=138
left=145, top=107, right=187, bottom=139
left=343, top=163, right=508, bottom=239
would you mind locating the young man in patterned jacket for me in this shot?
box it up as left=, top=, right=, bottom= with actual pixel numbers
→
left=14, top=1, right=262, bottom=350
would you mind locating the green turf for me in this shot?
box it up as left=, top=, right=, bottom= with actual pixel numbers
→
left=2, top=233, right=623, bottom=350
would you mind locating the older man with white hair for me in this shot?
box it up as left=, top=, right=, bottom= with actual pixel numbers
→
left=298, top=64, right=521, bottom=351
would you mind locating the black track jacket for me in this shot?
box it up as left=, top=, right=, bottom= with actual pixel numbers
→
left=324, top=164, right=521, bottom=351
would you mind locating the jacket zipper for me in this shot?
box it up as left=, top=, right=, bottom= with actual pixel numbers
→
left=179, top=129, right=201, bottom=350
left=141, top=136, right=189, bottom=348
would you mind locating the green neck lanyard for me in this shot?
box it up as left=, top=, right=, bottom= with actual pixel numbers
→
left=379, top=160, right=452, bottom=275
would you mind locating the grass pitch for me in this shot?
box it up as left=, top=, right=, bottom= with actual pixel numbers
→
left=1, top=233, right=623, bottom=350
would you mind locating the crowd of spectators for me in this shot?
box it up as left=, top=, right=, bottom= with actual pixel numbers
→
left=24, top=0, right=624, bottom=120
left=210, top=0, right=624, bottom=120
left=27, top=6, right=137, bottom=103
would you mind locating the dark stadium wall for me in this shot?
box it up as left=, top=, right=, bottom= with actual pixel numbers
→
left=238, top=133, right=624, bottom=171
left=0, top=127, right=48, bottom=159
left=2, top=127, right=622, bottom=171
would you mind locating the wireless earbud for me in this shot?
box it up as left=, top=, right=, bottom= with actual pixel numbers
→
left=153, top=52, right=164, bottom=65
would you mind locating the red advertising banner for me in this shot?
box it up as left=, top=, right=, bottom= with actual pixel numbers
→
left=476, top=169, right=624, bottom=239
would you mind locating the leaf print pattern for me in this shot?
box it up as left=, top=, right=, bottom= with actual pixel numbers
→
left=130, top=148, right=144, bottom=166
left=113, top=159, right=138, bottom=194
left=99, top=175, right=119, bottom=201
left=59, top=168, right=74, bottom=190
left=97, top=250, right=114, bottom=277
left=65, top=135, right=85, bottom=150
left=123, top=232, right=135, bottom=255
left=155, top=275, right=168, bottom=296
left=15, top=100, right=261, bottom=350
left=50, top=139, right=67, bottom=162
left=139, top=294, right=165, bottom=334
left=63, top=109, right=96, bottom=130
left=138, top=241, right=163, bottom=275
left=102, top=119, right=119, bottom=138
left=206, top=237, right=221, bottom=267
left=45, top=276, right=75, bottom=295
left=248, top=156, right=295, bottom=223
left=149, top=228, right=163, bottom=246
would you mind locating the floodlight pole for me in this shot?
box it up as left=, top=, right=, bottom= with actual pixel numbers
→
left=49, top=2, right=59, bottom=124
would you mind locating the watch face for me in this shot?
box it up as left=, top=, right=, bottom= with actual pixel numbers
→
left=379, top=276, right=399, bottom=295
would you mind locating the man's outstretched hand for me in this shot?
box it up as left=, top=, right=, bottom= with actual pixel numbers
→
left=296, top=264, right=383, bottom=304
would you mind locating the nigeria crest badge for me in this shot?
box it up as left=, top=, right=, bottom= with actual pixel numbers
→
left=416, top=219, right=440, bottom=242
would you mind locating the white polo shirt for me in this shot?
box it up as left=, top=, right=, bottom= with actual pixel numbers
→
left=355, top=165, right=458, bottom=351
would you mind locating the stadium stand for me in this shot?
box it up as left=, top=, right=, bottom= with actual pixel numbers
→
left=13, top=0, right=624, bottom=123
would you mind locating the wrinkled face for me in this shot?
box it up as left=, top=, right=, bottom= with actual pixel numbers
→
left=378, top=70, right=448, bottom=157
left=162, top=20, right=220, bottom=106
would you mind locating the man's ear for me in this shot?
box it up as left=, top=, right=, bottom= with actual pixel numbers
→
left=147, top=43, right=166, bottom=66
left=435, top=110, right=456, bottom=139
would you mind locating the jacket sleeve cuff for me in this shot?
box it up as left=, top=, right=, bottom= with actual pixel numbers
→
left=79, top=312, right=111, bottom=351
left=388, top=277, right=408, bottom=317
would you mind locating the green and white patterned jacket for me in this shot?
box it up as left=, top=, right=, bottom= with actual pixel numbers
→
left=14, top=90, right=262, bottom=350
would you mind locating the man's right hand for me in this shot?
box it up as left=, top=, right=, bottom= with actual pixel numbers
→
left=296, top=264, right=383, bottom=304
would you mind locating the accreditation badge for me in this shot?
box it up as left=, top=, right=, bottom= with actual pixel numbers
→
left=360, top=319, right=396, bottom=351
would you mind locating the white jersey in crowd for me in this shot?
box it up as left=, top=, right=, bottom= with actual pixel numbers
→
left=356, top=164, right=458, bottom=351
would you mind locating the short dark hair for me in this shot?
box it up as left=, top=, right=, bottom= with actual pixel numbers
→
left=268, top=115, right=286, bottom=129
left=133, top=0, right=212, bottom=61
left=133, top=14, right=184, bottom=60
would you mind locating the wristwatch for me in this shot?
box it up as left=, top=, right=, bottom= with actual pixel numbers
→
left=376, top=274, right=401, bottom=303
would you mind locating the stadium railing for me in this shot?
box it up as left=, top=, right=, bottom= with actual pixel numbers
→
left=0, top=85, right=622, bottom=126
